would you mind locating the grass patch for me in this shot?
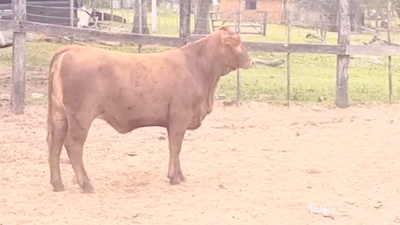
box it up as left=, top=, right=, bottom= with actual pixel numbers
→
left=219, top=53, right=400, bottom=105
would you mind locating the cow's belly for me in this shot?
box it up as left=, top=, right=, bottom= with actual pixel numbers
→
left=97, top=106, right=168, bottom=134
left=99, top=114, right=168, bottom=134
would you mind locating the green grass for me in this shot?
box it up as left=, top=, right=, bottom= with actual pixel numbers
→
left=1, top=7, right=399, bottom=106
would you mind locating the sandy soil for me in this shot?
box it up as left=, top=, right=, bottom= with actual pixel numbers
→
left=1, top=100, right=400, bottom=225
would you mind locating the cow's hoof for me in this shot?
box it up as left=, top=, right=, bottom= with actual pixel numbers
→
left=169, top=177, right=181, bottom=185
left=52, top=183, right=65, bottom=192
left=178, top=173, right=186, bottom=182
left=81, top=182, right=94, bottom=193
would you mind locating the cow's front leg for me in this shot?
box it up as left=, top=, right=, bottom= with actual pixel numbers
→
left=167, top=124, right=186, bottom=185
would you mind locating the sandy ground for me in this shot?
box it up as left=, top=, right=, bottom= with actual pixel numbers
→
left=1, top=100, right=400, bottom=225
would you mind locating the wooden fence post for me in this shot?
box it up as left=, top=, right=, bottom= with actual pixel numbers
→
left=179, top=0, right=190, bottom=38
left=110, top=0, right=114, bottom=23
left=285, top=0, right=291, bottom=106
left=70, top=0, right=74, bottom=27
left=387, top=0, right=393, bottom=104
left=234, top=10, right=238, bottom=32
left=11, top=0, right=26, bottom=115
left=138, top=0, right=142, bottom=52
left=336, top=0, right=350, bottom=108
left=261, top=11, right=267, bottom=36
left=151, top=0, right=158, bottom=32
left=69, top=0, right=75, bottom=44
left=236, top=10, right=242, bottom=106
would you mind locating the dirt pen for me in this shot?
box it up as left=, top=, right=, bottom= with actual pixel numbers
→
left=1, top=70, right=400, bottom=224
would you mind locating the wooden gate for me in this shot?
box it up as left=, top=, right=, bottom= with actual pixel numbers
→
left=210, top=9, right=267, bottom=36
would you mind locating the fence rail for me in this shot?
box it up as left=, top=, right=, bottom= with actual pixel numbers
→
left=20, top=20, right=186, bottom=47
left=4, top=19, right=400, bottom=56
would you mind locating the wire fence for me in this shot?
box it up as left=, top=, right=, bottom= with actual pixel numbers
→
left=1, top=0, right=400, bottom=108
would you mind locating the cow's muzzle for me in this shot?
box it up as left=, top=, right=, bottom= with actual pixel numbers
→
left=242, top=60, right=255, bottom=69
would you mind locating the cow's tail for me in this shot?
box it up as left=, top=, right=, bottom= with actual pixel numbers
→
left=47, top=47, right=70, bottom=145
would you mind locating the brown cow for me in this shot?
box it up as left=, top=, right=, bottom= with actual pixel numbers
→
left=47, top=26, right=254, bottom=193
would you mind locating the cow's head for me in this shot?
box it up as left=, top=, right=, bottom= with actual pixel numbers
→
left=218, top=26, right=254, bottom=71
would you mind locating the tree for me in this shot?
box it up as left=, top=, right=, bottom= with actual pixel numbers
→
left=192, top=0, right=212, bottom=34
left=132, top=0, right=149, bottom=34
left=293, top=0, right=377, bottom=32
left=389, top=0, right=400, bottom=19
left=147, top=0, right=162, bottom=9
left=294, top=0, right=390, bottom=16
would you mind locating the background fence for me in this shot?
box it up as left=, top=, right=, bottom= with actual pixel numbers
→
left=1, top=0, right=400, bottom=115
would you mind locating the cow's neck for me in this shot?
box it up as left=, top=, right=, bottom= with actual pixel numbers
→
left=180, top=35, right=230, bottom=113
left=180, top=36, right=229, bottom=86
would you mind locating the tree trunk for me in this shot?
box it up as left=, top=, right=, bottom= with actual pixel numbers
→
left=191, top=0, right=197, bottom=18
left=193, top=0, right=212, bottom=34
left=132, top=0, right=149, bottom=34
left=93, top=0, right=98, bottom=8
left=281, top=0, right=287, bottom=24
left=168, top=0, right=174, bottom=10
left=395, top=9, right=400, bottom=20
left=147, top=0, right=162, bottom=9
left=350, top=13, right=363, bottom=32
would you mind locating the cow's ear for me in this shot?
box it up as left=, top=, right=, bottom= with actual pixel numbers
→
left=218, top=26, right=230, bottom=32
left=218, top=26, right=239, bottom=36
left=222, top=34, right=241, bottom=48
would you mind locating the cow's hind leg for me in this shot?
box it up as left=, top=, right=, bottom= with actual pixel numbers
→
left=64, top=117, right=94, bottom=193
left=167, top=124, right=187, bottom=185
left=48, top=111, right=68, bottom=192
